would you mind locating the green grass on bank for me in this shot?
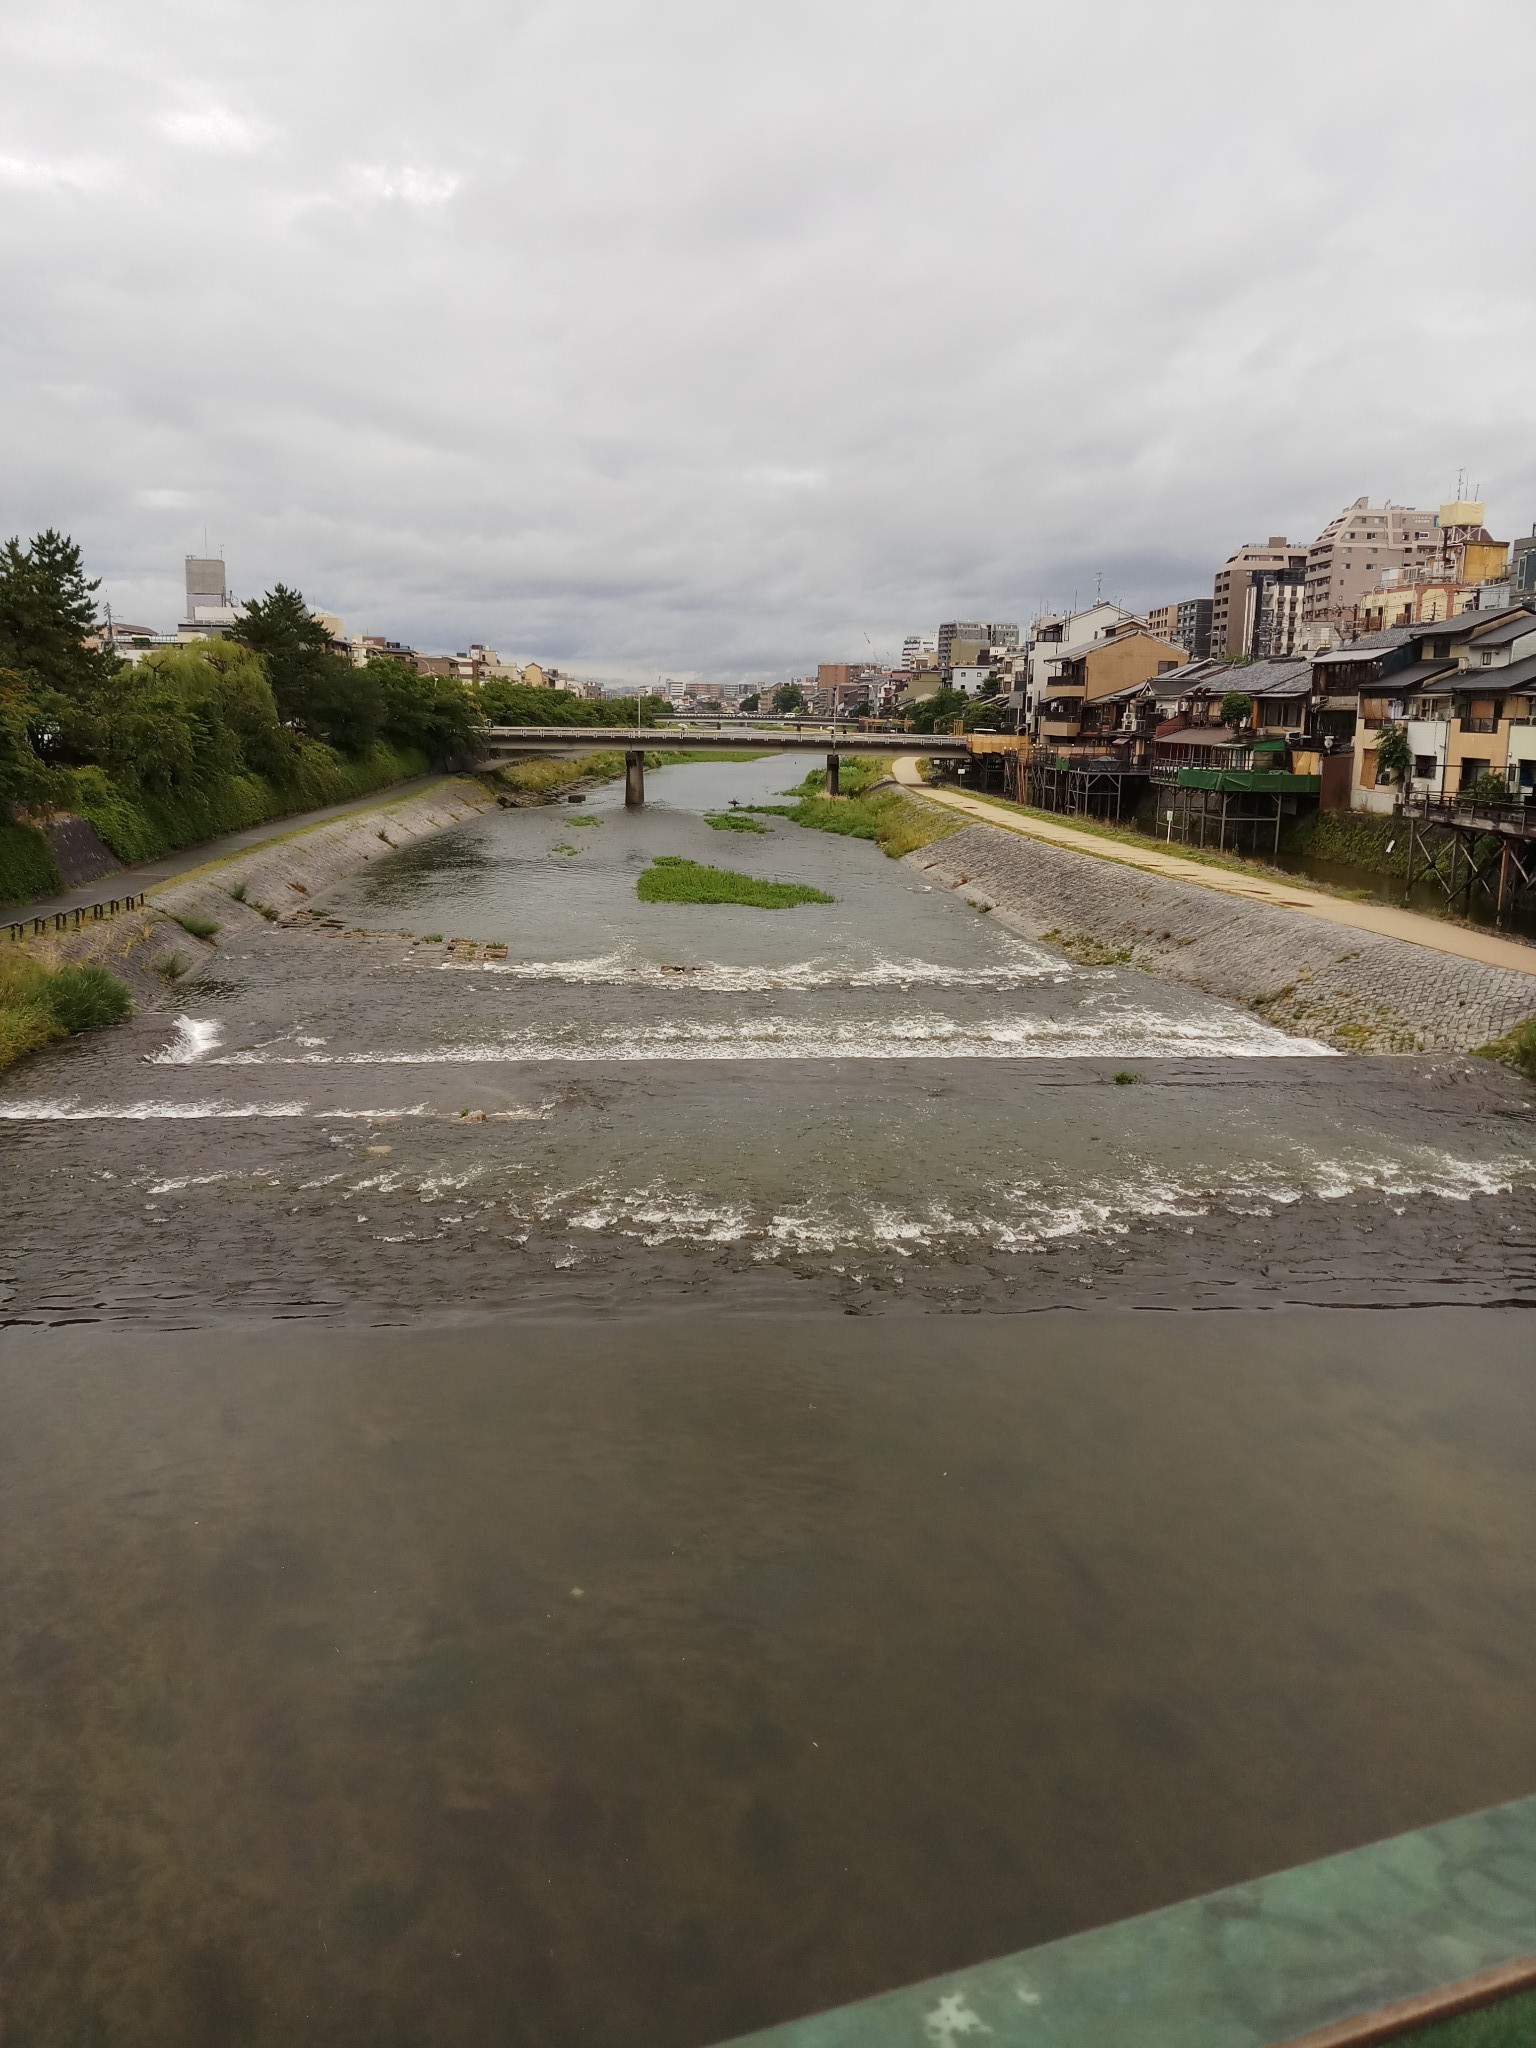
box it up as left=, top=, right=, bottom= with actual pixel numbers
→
left=0, top=955, right=132, bottom=1072
left=1474, top=1015, right=1536, bottom=1082
left=744, top=759, right=963, bottom=860
left=491, top=753, right=626, bottom=798
left=636, top=856, right=832, bottom=909
left=705, top=811, right=769, bottom=833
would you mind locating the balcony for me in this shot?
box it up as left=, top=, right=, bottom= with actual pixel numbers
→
left=1403, top=792, right=1536, bottom=839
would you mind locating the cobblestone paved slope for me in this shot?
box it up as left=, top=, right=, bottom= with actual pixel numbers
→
left=916, top=824, right=1536, bottom=1053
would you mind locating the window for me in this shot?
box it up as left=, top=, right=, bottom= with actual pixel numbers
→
left=1413, top=754, right=1436, bottom=780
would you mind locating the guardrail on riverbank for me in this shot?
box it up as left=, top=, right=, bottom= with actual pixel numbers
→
left=4, top=891, right=147, bottom=944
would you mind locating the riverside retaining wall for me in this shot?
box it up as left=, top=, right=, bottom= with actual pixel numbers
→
left=914, top=822, right=1536, bottom=1054
left=151, top=776, right=495, bottom=929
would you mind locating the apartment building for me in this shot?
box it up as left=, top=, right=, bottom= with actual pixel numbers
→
left=1146, top=597, right=1213, bottom=659
left=1303, top=498, right=1437, bottom=628
left=1212, top=538, right=1308, bottom=657
left=1032, top=623, right=1186, bottom=744
left=935, top=620, right=1018, bottom=668
left=1243, top=564, right=1307, bottom=659
left=1018, top=602, right=1142, bottom=723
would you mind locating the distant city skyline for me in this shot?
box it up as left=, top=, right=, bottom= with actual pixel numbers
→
left=2, top=1, right=1533, bottom=681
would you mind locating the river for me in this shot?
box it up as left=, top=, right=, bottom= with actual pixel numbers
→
left=2, top=757, right=1535, bottom=2045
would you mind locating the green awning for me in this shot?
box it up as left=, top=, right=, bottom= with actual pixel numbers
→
left=1175, top=769, right=1321, bottom=793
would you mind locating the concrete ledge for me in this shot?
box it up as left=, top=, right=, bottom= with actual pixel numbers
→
left=715, top=1795, right=1536, bottom=2048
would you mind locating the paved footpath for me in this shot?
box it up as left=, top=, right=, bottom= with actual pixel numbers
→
left=6, top=775, right=455, bottom=925
left=893, top=757, right=1536, bottom=979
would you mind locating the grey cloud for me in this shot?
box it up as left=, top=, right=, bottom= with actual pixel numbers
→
left=2, top=0, right=1534, bottom=677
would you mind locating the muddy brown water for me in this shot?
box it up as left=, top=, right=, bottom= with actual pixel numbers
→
left=2, top=759, right=1535, bottom=2045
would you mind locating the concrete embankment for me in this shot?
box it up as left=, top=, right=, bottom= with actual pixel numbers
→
left=912, top=822, right=1536, bottom=1053
left=5, top=778, right=496, bottom=1019
left=150, top=776, right=494, bottom=930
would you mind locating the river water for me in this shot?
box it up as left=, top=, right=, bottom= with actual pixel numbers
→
left=3, top=758, right=1536, bottom=2045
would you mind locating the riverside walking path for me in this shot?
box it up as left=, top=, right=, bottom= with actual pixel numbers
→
left=5, top=774, right=456, bottom=927
left=893, top=757, right=1536, bottom=978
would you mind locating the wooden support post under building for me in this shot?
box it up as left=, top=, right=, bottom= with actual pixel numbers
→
left=825, top=752, right=840, bottom=797
left=625, top=750, right=645, bottom=808
left=1496, top=843, right=1511, bottom=926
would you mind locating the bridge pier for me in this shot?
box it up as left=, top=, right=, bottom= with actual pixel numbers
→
left=825, top=752, right=840, bottom=798
left=625, top=750, right=646, bottom=808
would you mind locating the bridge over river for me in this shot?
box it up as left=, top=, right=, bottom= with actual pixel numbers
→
left=477, top=723, right=974, bottom=804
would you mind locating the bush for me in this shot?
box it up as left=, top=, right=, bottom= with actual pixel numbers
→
left=0, top=952, right=63, bottom=1068
left=172, top=912, right=221, bottom=940
left=0, top=821, right=61, bottom=907
left=1374, top=721, right=1412, bottom=785
left=1475, top=1015, right=1536, bottom=1082
left=1466, top=770, right=1511, bottom=806
left=39, top=963, right=133, bottom=1033
left=0, top=954, right=131, bottom=1069
left=57, top=741, right=427, bottom=865
left=1220, top=691, right=1253, bottom=729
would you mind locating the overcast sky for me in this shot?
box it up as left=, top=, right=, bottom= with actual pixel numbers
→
left=3, top=1, right=1533, bottom=679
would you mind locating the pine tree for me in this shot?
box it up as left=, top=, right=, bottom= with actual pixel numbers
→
left=233, top=585, right=382, bottom=755
left=0, top=530, right=112, bottom=697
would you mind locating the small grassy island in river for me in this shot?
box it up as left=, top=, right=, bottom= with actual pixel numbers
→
left=636, top=855, right=833, bottom=909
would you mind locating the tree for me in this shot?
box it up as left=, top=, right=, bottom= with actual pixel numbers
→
left=772, top=681, right=807, bottom=715
left=1219, top=690, right=1253, bottom=729
left=978, top=670, right=1001, bottom=699
left=1466, top=769, right=1510, bottom=806
left=0, top=668, right=56, bottom=819
left=906, top=687, right=967, bottom=734
left=0, top=529, right=115, bottom=700
left=132, top=641, right=298, bottom=786
left=477, top=678, right=668, bottom=729
left=233, top=585, right=382, bottom=755
left=739, top=691, right=760, bottom=714
left=963, top=698, right=1006, bottom=732
left=1374, top=722, right=1412, bottom=787
left=367, top=657, right=480, bottom=765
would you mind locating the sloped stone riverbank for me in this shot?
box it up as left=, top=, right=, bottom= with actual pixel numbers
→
left=915, top=823, right=1536, bottom=1054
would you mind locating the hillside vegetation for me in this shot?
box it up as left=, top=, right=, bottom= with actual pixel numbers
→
left=0, top=532, right=483, bottom=904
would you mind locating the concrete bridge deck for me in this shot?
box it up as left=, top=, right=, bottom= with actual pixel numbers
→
left=476, top=725, right=972, bottom=804
left=476, top=724, right=970, bottom=760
